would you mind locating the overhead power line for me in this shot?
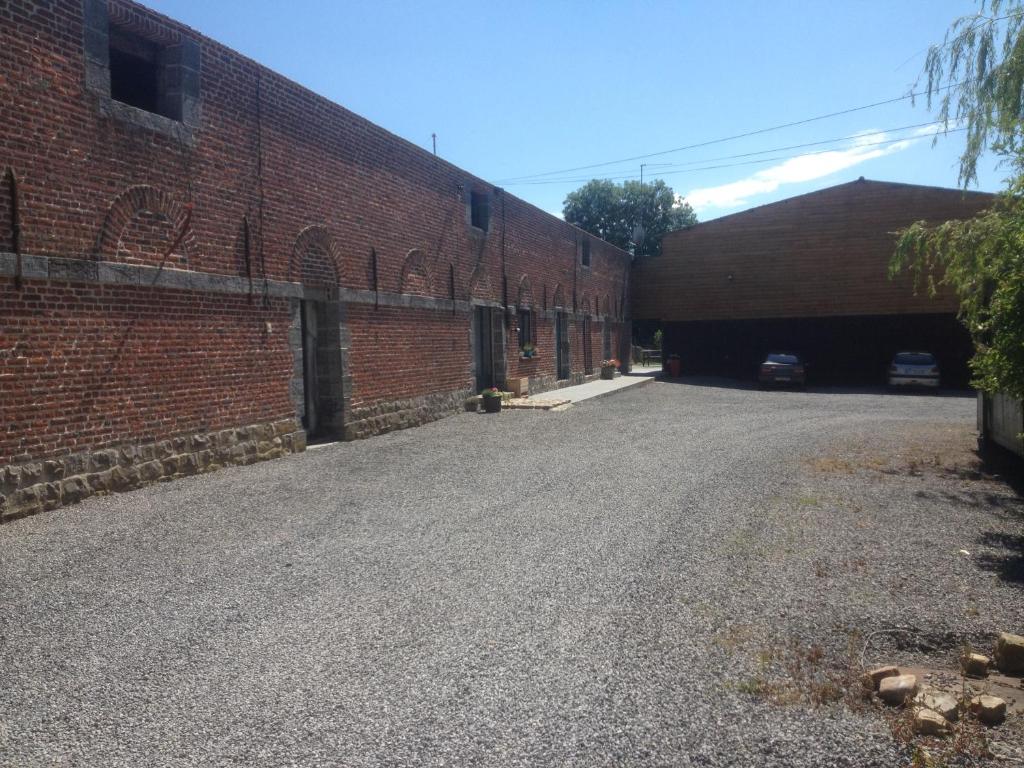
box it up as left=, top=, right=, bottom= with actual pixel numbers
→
left=494, top=82, right=964, bottom=184
left=503, top=121, right=947, bottom=186
left=507, top=127, right=968, bottom=187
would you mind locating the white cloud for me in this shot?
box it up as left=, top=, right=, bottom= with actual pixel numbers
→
left=681, top=129, right=924, bottom=215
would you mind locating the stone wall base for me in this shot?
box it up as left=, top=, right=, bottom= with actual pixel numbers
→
left=344, top=388, right=475, bottom=441
left=0, top=418, right=305, bottom=523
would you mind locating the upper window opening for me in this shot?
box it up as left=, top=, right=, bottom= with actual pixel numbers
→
left=109, top=27, right=170, bottom=118
left=470, top=190, right=490, bottom=231
left=581, top=240, right=592, bottom=268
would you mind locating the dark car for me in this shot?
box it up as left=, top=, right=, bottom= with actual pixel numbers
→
left=758, top=352, right=806, bottom=387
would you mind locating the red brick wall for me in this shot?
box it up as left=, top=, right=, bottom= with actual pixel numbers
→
left=0, top=277, right=293, bottom=466
left=633, top=180, right=994, bottom=323
left=0, top=0, right=631, bottom=469
left=345, top=305, right=471, bottom=407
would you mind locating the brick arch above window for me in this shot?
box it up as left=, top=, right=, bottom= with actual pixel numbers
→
left=552, top=283, right=567, bottom=310
left=399, top=248, right=432, bottom=296
left=95, top=185, right=197, bottom=268
left=469, top=263, right=493, bottom=301
left=516, top=275, right=534, bottom=310
left=290, top=225, right=342, bottom=288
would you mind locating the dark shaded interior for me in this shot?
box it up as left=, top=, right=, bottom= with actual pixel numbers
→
left=643, top=313, right=974, bottom=388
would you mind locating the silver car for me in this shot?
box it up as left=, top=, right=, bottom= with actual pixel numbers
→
left=888, top=351, right=940, bottom=388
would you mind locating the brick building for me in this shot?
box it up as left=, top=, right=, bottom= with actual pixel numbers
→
left=633, top=179, right=994, bottom=386
left=0, top=0, right=632, bottom=521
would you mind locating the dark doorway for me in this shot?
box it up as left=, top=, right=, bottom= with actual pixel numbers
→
left=556, top=311, right=571, bottom=380
left=474, top=306, right=495, bottom=392
left=582, top=317, right=593, bottom=374
left=300, top=300, right=343, bottom=439
left=301, top=300, right=320, bottom=435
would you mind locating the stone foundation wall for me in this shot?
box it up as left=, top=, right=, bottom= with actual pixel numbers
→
left=527, top=371, right=601, bottom=396
left=344, top=389, right=475, bottom=441
left=0, top=418, right=305, bottom=524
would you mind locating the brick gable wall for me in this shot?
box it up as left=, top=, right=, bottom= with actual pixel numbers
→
left=633, top=180, right=994, bottom=323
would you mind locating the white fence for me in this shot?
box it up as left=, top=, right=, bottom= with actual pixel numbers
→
left=978, top=391, right=1024, bottom=458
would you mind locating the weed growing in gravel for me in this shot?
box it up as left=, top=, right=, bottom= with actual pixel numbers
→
left=727, top=632, right=996, bottom=766
left=889, top=706, right=992, bottom=768
left=728, top=634, right=868, bottom=711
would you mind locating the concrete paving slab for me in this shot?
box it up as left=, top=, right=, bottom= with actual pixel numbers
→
left=535, top=368, right=658, bottom=404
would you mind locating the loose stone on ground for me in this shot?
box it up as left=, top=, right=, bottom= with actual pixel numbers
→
left=993, top=632, right=1024, bottom=674
left=878, top=674, right=918, bottom=705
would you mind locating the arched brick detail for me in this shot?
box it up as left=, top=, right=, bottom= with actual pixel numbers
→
left=552, top=283, right=566, bottom=309
left=95, top=185, right=197, bottom=267
left=580, top=294, right=592, bottom=316
left=602, top=295, right=612, bottom=317
left=517, top=275, right=534, bottom=310
left=469, top=263, right=493, bottom=301
left=290, top=225, right=342, bottom=288
left=399, top=248, right=432, bottom=295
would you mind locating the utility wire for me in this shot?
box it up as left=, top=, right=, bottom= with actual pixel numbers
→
left=495, top=82, right=965, bottom=184
left=504, top=120, right=947, bottom=186
left=508, top=127, right=968, bottom=187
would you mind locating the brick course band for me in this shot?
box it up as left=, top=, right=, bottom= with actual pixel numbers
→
left=0, top=418, right=305, bottom=524
left=0, top=252, right=616, bottom=321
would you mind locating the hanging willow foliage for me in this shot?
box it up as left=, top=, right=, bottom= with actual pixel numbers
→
left=917, top=0, right=1024, bottom=186
left=893, top=1, right=1024, bottom=398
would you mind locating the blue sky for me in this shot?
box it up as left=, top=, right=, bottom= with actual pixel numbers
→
left=147, top=0, right=1004, bottom=222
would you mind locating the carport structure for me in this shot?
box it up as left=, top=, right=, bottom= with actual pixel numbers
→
left=632, top=179, right=994, bottom=386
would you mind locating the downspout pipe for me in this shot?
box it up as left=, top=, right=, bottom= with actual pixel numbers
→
left=7, top=168, right=22, bottom=289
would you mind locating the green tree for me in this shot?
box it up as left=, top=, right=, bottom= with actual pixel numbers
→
left=892, top=0, right=1024, bottom=398
left=563, top=178, right=697, bottom=257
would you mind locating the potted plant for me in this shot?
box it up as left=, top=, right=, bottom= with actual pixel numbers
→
left=667, top=353, right=682, bottom=377
left=481, top=387, right=503, bottom=413
left=600, top=358, right=619, bottom=380
left=520, top=342, right=537, bottom=359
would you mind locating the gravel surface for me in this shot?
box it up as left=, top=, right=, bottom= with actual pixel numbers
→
left=2, top=379, right=1022, bottom=767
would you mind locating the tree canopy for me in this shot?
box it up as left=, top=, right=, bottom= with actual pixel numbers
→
left=562, top=179, right=697, bottom=257
left=893, top=0, right=1024, bottom=398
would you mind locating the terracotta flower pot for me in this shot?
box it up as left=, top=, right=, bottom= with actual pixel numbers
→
left=668, top=357, right=681, bottom=377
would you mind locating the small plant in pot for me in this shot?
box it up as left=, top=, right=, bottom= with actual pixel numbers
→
left=600, top=358, right=619, bottom=380
left=520, top=342, right=537, bottom=359
left=667, top=353, right=682, bottom=377
left=481, top=387, right=503, bottom=413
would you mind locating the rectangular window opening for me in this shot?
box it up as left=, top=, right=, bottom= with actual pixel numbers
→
left=470, top=190, right=490, bottom=231
left=581, top=240, right=591, bottom=268
left=109, top=26, right=171, bottom=118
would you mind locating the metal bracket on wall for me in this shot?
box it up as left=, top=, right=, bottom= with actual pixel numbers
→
left=370, top=248, right=379, bottom=309
left=243, top=214, right=253, bottom=301
left=7, top=167, right=22, bottom=289
left=449, top=263, right=456, bottom=314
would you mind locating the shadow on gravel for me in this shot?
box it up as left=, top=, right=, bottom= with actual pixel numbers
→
left=654, top=374, right=975, bottom=398
left=974, top=532, right=1024, bottom=585
left=970, top=443, right=1024, bottom=586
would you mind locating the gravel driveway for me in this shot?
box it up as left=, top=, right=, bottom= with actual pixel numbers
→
left=2, top=380, right=1022, bottom=767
